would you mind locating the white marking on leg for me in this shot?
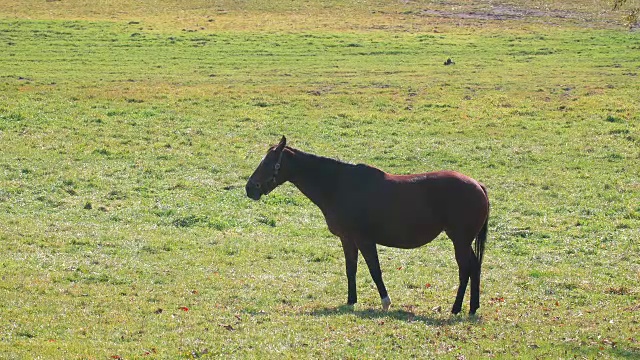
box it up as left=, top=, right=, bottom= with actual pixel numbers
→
left=381, top=296, right=391, bottom=311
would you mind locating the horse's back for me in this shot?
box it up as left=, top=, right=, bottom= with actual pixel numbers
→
left=374, top=170, right=488, bottom=247
left=397, top=170, right=489, bottom=239
left=328, top=167, right=487, bottom=247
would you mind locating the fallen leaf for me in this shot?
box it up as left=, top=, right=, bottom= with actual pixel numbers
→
left=154, top=308, right=163, bottom=314
left=179, top=306, right=189, bottom=312
left=432, top=305, right=442, bottom=313
left=397, top=266, right=403, bottom=270
left=425, top=283, right=432, bottom=288
left=110, top=356, right=122, bottom=360
left=220, top=324, right=234, bottom=331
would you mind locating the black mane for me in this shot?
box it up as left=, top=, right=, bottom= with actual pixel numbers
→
left=288, top=146, right=384, bottom=179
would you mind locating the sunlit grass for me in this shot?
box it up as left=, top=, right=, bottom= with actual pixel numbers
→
left=1, top=1, right=639, bottom=358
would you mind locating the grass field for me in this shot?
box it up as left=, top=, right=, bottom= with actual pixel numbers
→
left=1, top=1, right=639, bottom=358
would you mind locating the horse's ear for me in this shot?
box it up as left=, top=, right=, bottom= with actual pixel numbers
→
left=276, top=135, right=287, bottom=151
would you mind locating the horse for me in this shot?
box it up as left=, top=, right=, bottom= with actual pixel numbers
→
left=246, top=136, right=489, bottom=315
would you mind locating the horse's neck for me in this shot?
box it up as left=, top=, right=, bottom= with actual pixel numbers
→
left=287, top=148, right=347, bottom=212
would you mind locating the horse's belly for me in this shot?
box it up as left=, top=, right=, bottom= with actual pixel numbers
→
left=369, top=218, right=443, bottom=249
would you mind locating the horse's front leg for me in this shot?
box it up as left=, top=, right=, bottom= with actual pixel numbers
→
left=340, top=237, right=359, bottom=306
left=357, top=240, right=391, bottom=311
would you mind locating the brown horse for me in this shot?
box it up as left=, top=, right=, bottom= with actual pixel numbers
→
left=246, top=136, right=489, bottom=315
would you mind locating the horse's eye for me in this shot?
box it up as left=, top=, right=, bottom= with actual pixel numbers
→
left=255, top=183, right=261, bottom=189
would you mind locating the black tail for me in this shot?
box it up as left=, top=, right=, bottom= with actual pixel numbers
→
left=475, top=185, right=489, bottom=267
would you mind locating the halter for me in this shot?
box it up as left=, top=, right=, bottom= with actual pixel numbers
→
left=267, top=147, right=285, bottom=185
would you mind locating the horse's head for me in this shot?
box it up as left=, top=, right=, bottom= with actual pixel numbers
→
left=246, top=136, right=287, bottom=200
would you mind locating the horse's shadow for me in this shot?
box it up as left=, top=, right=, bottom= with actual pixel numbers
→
left=307, top=305, right=481, bottom=326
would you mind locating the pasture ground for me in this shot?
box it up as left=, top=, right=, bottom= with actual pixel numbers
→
left=0, top=1, right=638, bottom=358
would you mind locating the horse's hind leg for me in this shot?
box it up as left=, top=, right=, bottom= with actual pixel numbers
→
left=469, top=252, right=481, bottom=315
left=451, top=244, right=472, bottom=314
left=451, top=241, right=481, bottom=315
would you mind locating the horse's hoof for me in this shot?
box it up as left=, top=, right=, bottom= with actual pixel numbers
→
left=451, top=306, right=462, bottom=315
left=381, top=296, right=391, bottom=311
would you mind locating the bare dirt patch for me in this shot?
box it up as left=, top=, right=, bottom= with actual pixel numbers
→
left=421, top=6, right=578, bottom=21
left=408, top=3, right=621, bottom=27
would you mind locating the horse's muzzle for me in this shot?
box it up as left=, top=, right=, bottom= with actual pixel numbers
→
left=245, top=182, right=262, bottom=201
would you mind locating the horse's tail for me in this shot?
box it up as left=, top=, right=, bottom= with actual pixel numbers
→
left=475, top=184, right=489, bottom=267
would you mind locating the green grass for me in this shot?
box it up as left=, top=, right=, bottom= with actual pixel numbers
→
left=1, top=1, right=639, bottom=358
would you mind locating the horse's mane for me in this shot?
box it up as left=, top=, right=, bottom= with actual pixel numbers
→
left=288, top=146, right=385, bottom=179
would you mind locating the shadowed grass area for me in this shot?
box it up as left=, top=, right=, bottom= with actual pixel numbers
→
left=1, top=1, right=639, bottom=358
